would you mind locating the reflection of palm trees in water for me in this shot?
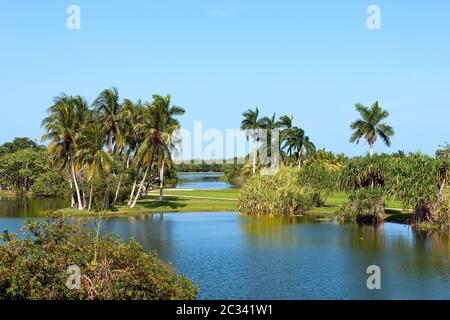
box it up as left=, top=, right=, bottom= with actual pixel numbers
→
left=106, top=214, right=175, bottom=262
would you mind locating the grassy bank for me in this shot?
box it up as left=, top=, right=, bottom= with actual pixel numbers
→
left=56, top=188, right=415, bottom=226
left=58, top=193, right=237, bottom=217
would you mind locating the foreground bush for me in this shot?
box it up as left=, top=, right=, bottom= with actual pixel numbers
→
left=238, top=166, right=314, bottom=216
left=0, top=219, right=198, bottom=300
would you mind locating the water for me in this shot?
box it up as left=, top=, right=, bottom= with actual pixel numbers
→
left=176, top=173, right=232, bottom=189
left=0, top=196, right=67, bottom=217
left=1, top=207, right=450, bottom=300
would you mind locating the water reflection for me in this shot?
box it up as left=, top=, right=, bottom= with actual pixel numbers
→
left=1, top=211, right=450, bottom=299
left=0, top=197, right=68, bottom=217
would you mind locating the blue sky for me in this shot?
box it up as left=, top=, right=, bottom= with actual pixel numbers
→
left=0, top=0, right=449, bottom=156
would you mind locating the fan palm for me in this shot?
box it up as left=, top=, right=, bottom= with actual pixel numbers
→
left=350, top=101, right=394, bottom=156
left=241, top=107, right=265, bottom=174
left=41, top=94, right=90, bottom=210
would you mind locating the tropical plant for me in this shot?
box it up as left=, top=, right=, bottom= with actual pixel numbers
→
left=241, top=107, right=265, bottom=174
left=93, top=87, right=123, bottom=154
left=282, top=127, right=316, bottom=167
left=76, top=124, right=113, bottom=210
left=350, top=101, right=394, bottom=156
left=387, top=153, right=450, bottom=224
left=0, top=219, right=198, bottom=300
left=239, top=166, right=315, bottom=216
left=130, top=95, right=184, bottom=207
left=41, top=94, right=90, bottom=210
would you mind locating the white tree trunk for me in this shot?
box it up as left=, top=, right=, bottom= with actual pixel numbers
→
left=69, top=156, right=84, bottom=210
left=252, top=138, right=257, bottom=174
left=130, top=163, right=151, bottom=208
left=370, top=144, right=374, bottom=157
left=88, top=175, right=94, bottom=211
left=128, top=178, right=138, bottom=206
left=159, top=158, right=165, bottom=201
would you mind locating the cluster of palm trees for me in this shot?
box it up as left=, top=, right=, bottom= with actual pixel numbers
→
left=42, top=88, right=184, bottom=211
left=240, top=108, right=316, bottom=174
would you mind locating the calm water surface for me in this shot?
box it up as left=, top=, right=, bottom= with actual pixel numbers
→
left=1, top=203, right=450, bottom=300
left=176, top=173, right=232, bottom=189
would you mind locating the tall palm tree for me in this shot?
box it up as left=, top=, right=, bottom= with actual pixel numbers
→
left=130, top=95, right=185, bottom=208
left=121, top=100, right=145, bottom=206
left=76, top=124, right=112, bottom=210
left=350, top=101, right=394, bottom=156
left=93, top=87, right=123, bottom=154
left=241, top=107, right=265, bottom=174
left=41, top=94, right=90, bottom=210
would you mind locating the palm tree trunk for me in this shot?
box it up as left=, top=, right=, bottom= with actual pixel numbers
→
left=159, top=157, right=165, bottom=201
left=128, top=177, right=138, bottom=206
left=88, top=174, right=95, bottom=211
left=130, top=162, right=151, bottom=208
left=69, top=178, right=75, bottom=209
left=108, top=131, right=113, bottom=154
left=252, top=138, right=257, bottom=174
left=370, top=143, right=374, bottom=157
left=298, top=150, right=303, bottom=168
left=113, top=174, right=123, bottom=206
left=113, top=153, right=129, bottom=206
left=69, top=155, right=84, bottom=210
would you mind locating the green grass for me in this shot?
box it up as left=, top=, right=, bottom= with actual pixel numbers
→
left=58, top=194, right=237, bottom=217
left=326, top=192, right=405, bottom=209
left=56, top=188, right=416, bottom=223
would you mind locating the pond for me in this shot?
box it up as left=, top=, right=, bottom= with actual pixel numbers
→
left=1, top=207, right=450, bottom=300
left=176, top=173, right=232, bottom=189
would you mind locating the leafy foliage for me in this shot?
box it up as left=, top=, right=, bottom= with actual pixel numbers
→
left=239, top=166, right=315, bottom=216
left=0, top=219, right=198, bottom=300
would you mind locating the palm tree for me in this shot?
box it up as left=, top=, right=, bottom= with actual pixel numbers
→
left=241, top=107, right=265, bottom=174
left=130, top=95, right=185, bottom=208
left=93, top=87, right=123, bottom=154
left=283, top=127, right=316, bottom=168
left=76, top=124, right=112, bottom=210
left=41, top=94, right=90, bottom=210
left=350, top=101, right=394, bottom=157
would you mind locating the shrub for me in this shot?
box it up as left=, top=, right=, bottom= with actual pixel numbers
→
left=31, top=170, right=69, bottom=197
left=238, top=166, right=315, bottom=216
left=0, top=219, right=198, bottom=300
left=299, top=162, right=341, bottom=206
left=387, top=153, right=450, bottom=225
left=338, top=187, right=385, bottom=224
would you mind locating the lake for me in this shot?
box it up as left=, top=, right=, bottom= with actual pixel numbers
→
left=176, top=173, right=232, bottom=189
left=1, top=207, right=450, bottom=300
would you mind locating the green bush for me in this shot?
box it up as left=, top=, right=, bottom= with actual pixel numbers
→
left=338, top=187, right=385, bottom=224
left=31, top=170, right=69, bottom=197
left=0, top=219, right=198, bottom=300
left=238, top=166, right=315, bottom=216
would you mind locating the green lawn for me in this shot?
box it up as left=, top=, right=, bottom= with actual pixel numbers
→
left=326, top=192, right=404, bottom=209
left=57, top=188, right=415, bottom=221
left=58, top=194, right=238, bottom=217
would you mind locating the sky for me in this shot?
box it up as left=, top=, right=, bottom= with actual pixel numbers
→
left=0, top=0, right=449, bottom=157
